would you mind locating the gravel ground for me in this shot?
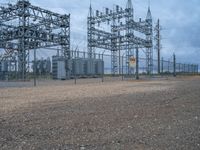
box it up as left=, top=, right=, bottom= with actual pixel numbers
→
left=0, top=76, right=200, bottom=150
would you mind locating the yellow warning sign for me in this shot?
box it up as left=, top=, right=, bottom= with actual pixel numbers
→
left=129, top=56, right=136, bottom=68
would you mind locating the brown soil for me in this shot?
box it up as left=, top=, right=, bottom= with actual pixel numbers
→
left=0, top=76, right=200, bottom=150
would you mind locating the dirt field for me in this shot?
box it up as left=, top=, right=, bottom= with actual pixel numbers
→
left=0, top=76, right=200, bottom=150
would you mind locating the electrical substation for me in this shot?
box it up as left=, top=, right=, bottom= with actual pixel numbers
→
left=1, top=1, right=200, bottom=149
left=0, top=0, right=198, bottom=82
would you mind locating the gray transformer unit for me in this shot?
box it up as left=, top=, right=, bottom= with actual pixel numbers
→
left=0, top=61, right=9, bottom=80
left=95, top=59, right=104, bottom=75
left=72, top=58, right=86, bottom=76
left=32, top=58, right=51, bottom=75
left=52, top=56, right=104, bottom=80
left=52, top=56, right=67, bottom=80
left=0, top=61, right=8, bottom=72
left=85, top=59, right=96, bottom=76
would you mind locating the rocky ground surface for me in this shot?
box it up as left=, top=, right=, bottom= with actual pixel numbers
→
left=0, top=76, right=200, bottom=150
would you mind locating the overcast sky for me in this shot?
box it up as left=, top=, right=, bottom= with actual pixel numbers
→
left=1, top=0, right=200, bottom=66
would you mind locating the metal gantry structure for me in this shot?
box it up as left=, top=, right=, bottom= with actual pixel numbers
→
left=87, top=0, right=153, bottom=76
left=0, top=0, right=70, bottom=80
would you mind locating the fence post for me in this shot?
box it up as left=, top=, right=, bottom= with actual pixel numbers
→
left=136, top=47, right=139, bottom=80
left=194, top=65, right=196, bottom=75
left=161, top=57, right=164, bottom=75
left=181, top=64, right=183, bottom=74
left=158, top=51, right=160, bottom=75
left=15, top=56, right=17, bottom=80
left=183, top=64, right=185, bottom=75
left=186, top=64, right=187, bottom=74
left=77, top=51, right=79, bottom=58
left=34, top=48, right=36, bottom=87
left=188, top=64, right=190, bottom=74
left=83, top=52, right=86, bottom=59
left=192, top=64, right=194, bottom=75
left=195, top=65, right=197, bottom=75
left=119, top=50, right=121, bottom=75
left=167, top=60, right=170, bottom=74
left=122, top=56, right=124, bottom=81
left=74, top=58, right=77, bottom=85
left=102, top=53, right=104, bottom=82
left=173, top=54, right=176, bottom=77
left=191, top=64, right=192, bottom=74
left=74, top=52, right=77, bottom=85
left=101, top=54, right=103, bottom=82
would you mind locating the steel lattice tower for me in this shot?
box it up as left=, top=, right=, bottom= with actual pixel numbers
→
left=87, top=0, right=153, bottom=75
left=0, top=0, right=70, bottom=80
left=87, top=3, right=95, bottom=59
left=125, top=0, right=134, bottom=75
left=146, top=6, right=153, bottom=75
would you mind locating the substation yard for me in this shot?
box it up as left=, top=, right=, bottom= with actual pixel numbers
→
left=0, top=76, right=200, bottom=150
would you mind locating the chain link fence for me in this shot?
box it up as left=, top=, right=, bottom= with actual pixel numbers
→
left=0, top=50, right=199, bottom=87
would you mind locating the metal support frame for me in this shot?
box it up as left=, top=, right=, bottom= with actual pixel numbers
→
left=87, top=0, right=153, bottom=76
left=0, top=0, right=70, bottom=80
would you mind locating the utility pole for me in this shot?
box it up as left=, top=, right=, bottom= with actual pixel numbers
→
left=173, top=53, right=176, bottom=77
left=155, top=19, right=161, bottom=74
left=161, top=57, right=164, bottom=74
left=34, top=48, right=36, bottom=87
left=102, top=50, right=106, bottom=82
